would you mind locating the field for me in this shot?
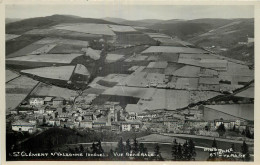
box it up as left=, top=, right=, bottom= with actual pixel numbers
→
left=21, top=65, right=75, bottom=81
left=6, top=94, right=27, bottom=111
left=82, top=87, right=106, bottom=95
left=125, top=55, right=148, bottom=62
left=116, top=33, right=157, bottom=46
left=235, top=87, right=254, bottom=98
left=141, top=46, right=208, bottom=54
left=102, top=86, right=149, bottom=98
left=92, top=94, right=139, bottom=107
left=6, top=76, right=39, bottom=90
left=175, top=77, right=199, bottom=90
left=54, top=23, right=116, bottom=36
left=173, top=65, right=201, bottom=77
left=108, top=45, right=148, bottom=56
left=34, top=37, right=89, bottom=46
left=30, top=44, right=57, bottom=54
left=189, top=91, right=221, bottom=103
left=101, top=74, right=129, bottom=83
left=179, top=53, right=221, bottom=60
left=7, top=54, right=83, bottom=64
left=205, top=104, right=254, bottom=121
left=105, top=54, right=124, bottom=63
left=108, top=25, right=137, bottom=32
left=5, top=34, right=21, bottom=41
left=6, top=35, right=45, bottom=56
left=25, top=28, right=103, bottom=41
left=6, top=70, right=19, bottom=82
left=154, top=38, right=184, bottom=46
left=30, top=83, right=78, bottom=99
left=6, top=76, right=39, bottom=111
left=146, top=33, right=171, bottom=39
left=48, top=44, right=85, bottom=54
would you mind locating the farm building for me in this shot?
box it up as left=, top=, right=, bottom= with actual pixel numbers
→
left=29, top=98, right=44, bottom=106
left=44, top=97, right=53, bottom=104
left=200, top=104, right=254, bottom=122
left=199, top=59, right=228, bottom=71
left=53, top=97, right=65, bottom=106
left=12, top=120, right=36, bottom=133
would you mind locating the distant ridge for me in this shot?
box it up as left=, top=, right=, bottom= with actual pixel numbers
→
left=6, top=14, right=118, bottom=34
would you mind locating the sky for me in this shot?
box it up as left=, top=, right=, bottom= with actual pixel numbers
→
left=6, top=5, right=254, bottom=20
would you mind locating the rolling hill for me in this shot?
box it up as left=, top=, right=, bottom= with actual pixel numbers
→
left=6, top=14, right=117, bottom=34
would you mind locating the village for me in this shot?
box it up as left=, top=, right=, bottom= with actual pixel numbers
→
left=5, top=12, right=254, bottom=161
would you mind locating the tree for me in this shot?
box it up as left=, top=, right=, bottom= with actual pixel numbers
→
left=241, top=141, right=250, bottom=161
left=216, top=123, right=226, bottom=136
left=182, top=140, right=190, bottom=160
left=125, top=139, right=132, bottom=154
left=188, top=139, right=196, bottom=160
left=245, top=127, right=252, bottom=139
left=232, top=125, right=236, bottom=132
left=177, top=143, right=183, bottom=160
left=209, top=138, right=218, bottom=160
left=91, top=142, right=98, bottom=154
left=108, top=149, right=114, bottom=159
left=212, top=138, right=217, bottom=148
left=79, top=144, right=84, bottom=153
left=97, top=140, right=104, bottom=154
left=116, top=137, right=125, bottom=154
left=153, top=143, right=163, bottom=160
left=132, top=138, right=139, bottom=154
left=139, top=143, right=147, bottom=154
left=171, top=139, right=178, bottom=160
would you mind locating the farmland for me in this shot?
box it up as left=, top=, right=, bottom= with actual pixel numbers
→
left=30, top=82, right=78, bottom=99
left=5, top=15, right=254, bottom=161
left=6, top=69, right=19, bottom=82
left=54, top=23, right=116, bottom=36
left=105, top=54, right=124, bottom=63
left=7, top=54, right=83, bottom=64
left=5, top=34, right=21, bottom=41
left=6, top=76, right=39, bottom=111
left=21, top=65, right=75, bottom=81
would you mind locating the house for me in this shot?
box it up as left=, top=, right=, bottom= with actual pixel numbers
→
left=214, top=119, right=235, bottom=130
left=53, top=97, right=65, bottom=106
left=80, top=120, right=93, bottom=128
left=185, top=120, right=208, bottom=129
left=12, top=120, right=36, bottom=133
left=120, top=121, right=142, bottom=132
left=92, top=121, right=107, bottom=128
left=44, top=97, right=53, bottom=105
left=28, top=118, right=37, bottom=125
left=111, top=123, right=120, bottom=132
left=10, top=109, right=18, bottom=115
left=29, top=98, right=44, bottom=107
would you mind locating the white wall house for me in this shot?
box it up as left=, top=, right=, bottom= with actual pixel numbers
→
left=12, top=120, right=36, bottom=133
left=29, top=98, right=44, bottom=106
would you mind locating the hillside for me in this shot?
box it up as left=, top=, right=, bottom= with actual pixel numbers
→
left=6, top=18, right=23, bottom=24
left=6, top=14, right=117, bottom=34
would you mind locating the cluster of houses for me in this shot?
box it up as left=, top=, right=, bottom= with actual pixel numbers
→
left=10, top=95, right=253, bottom=141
